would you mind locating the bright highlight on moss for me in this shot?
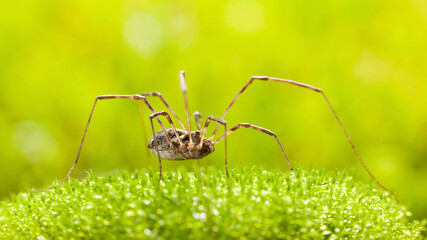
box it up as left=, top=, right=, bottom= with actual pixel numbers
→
left=0, top=167, right=424, bottom=239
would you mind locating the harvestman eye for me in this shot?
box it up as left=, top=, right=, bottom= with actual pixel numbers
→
left=33, top=71, right=396, bottom=199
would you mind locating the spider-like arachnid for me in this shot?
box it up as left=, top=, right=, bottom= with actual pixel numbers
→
left=34, top=71, right=394, bottom=197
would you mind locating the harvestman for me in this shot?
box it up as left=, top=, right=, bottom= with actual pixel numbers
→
left=33, top=71, right=394, bottom=197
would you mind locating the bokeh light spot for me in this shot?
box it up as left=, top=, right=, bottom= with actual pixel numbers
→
left=171, top=13, right=200, bottom=49
left=226, top=0, right=265, bottom=33
left=354, top=51, right=392, bottom=83
left=123, top=12, right=162, bottom=58
left=12, top=120, right=57, bottom=163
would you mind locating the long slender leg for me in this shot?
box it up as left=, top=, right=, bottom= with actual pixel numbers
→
left=193, top=111, right=203, bottom=169
left=210, top=76, right=321, bottom=140
left=179, top=71, right=195, bottom=147
left=138, top=92, right=186, bottom=130
left=149, top=111, right=184, bottom=148
left=199, top=116, right=228, bottom=177
left=33, top=94, right=172, bottom=192
left=196, top=157, right=203, bottom=184
left=208, top=76, right=395, bottom=197
left=214, top=123, right=294, bottom=173
left=98, top=95, right=174, bottom=146
left=149, top=116, right=162, bottom=183
left=137, top=100, right=152, bottom=167
left=194, top=111, right=202, bottom=131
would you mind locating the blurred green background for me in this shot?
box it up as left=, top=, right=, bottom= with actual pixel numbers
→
left=1, top=0, right=426, bottom=219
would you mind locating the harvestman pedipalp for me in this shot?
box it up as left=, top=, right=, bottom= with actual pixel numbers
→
left=33, top=71, right=395, bottom=198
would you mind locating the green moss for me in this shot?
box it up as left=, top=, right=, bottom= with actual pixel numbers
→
left=0, top=167, right=424, bottom=239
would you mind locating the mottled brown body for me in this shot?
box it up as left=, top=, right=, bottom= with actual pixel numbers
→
left=148, top=128, right=214, bottom=160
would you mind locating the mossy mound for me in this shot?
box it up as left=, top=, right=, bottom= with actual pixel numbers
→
left=0, top=167, right=423, bottom=239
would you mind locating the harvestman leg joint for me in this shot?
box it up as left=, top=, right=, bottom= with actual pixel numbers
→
left=33, top=71, right=395, bottom=199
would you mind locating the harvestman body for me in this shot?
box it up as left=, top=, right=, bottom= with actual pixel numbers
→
left=33, top=71, right=395, bottom=198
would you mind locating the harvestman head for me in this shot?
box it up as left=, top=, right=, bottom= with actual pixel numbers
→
left=33, top=71, right=396, bottom=199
